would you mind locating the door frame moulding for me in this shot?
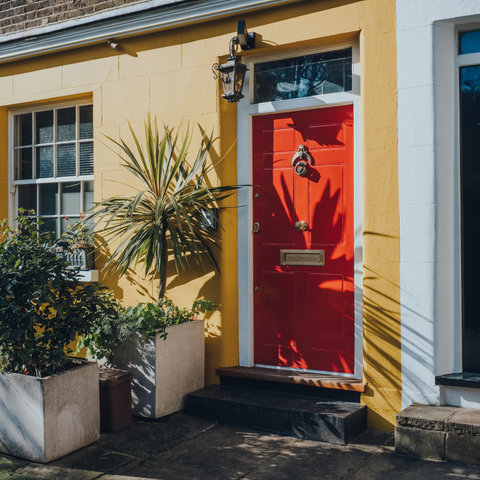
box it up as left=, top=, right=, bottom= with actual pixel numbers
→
left=236, top=41, right=363, bottom=379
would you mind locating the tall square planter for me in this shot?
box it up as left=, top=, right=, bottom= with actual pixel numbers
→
left=112, top=320, right=205, bottom=419
left=0, top=360, right=100, bottom=463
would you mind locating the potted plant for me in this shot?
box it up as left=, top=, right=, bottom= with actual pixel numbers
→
left=79, top=299, right=216, bottom=418
left=82, top=118, right=242, bottom=418
left=0, top=212, right=118, bottom=463
left=61, top=213, right=95, bottom=270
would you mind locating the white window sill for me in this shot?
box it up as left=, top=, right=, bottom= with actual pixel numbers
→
left=76, top=270, right=99, bottom=282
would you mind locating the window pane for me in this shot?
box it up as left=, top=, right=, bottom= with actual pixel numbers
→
left=39, top=217, right=57, bottom=236
left=36, top=146, right=54, bottom=178
left=79, top=105, right=93, bottom=140
left=460, top=64, right=480, bottom=371
left=80, top=142, right=93, bottom=175
left=39, top=183, right=58, bottom=215
left=61, top=182, right=81, bottom=215
left=61, top=216, right=80, bottom=235
left=14, top=148, right=33, bottom=180
left=254, top=48, right=352, bottom=103
left=322, top=59, right=346, bottom=94
left=17, top=184, right=37, bottom=213
left=57, top=107, right=76, bottom=142
left=84, top=180, right=94, bottom=212
left=14, top=114, right=32, bottom=146
left=35, top=110, right=53, bottom=144
left=460, top=30, right=480, bottom=55
left=57, top=143, right=76, bottom=177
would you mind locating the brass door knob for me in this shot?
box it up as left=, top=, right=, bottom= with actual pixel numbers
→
left=295, top=220, right=308, bottom=231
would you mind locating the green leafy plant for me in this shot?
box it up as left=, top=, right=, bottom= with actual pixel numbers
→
left=78, top=299, right=217, bottom=365
left=62, top=213, right=95, bottom=250
left=0, top=212, right=118, bottom=377
left=85, top=118, right=242, bottom=302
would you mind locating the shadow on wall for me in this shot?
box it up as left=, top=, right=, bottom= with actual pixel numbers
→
left=361, top=241, right=402, bottom=430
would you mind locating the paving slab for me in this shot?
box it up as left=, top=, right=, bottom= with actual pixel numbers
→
left=94, top=414, right=216, bottom=459
left=349, top=428, right=395, bottom=453
left=49, top=444, right=135, bottom=473
left=120, top=423, right=298, bottom=480
left=101, top=468, right=191, bottom=479
left=350, top=450, right=480, bottom=480
left=445, top=408, right=480, bottom=436
left=396, top=404, right=459, bottom=431
left=242, top=439, right=372, bottom=480
left=3, top=463, right=102, bottom=480
left=0, top=455, right=27, bottom=473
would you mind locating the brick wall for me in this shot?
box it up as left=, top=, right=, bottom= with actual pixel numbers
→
left=0, top=0, right=153, bottom=37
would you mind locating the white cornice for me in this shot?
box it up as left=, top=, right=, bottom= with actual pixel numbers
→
left=0, top=0, right=304, bottom=64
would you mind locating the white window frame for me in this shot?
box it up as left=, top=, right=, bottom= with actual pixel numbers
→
left=236, top=40, right=363, bottom=379
left=8, top=99, right=94, bottom=233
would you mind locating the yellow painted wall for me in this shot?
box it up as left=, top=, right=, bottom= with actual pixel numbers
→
left=0, top=0, right=400, bottom=429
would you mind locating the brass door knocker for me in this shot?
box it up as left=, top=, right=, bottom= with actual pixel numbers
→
left=291, top=145, right=312, bottom=177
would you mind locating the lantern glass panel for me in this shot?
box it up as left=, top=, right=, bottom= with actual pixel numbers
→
left=221, top=70, right=235, bottom=97
left=234, top=68, right=246, bottom=95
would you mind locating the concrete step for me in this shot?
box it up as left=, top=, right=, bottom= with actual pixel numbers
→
left=186, top=385, right=367, bottom=445
left=396, top=404, right=480, bottom=466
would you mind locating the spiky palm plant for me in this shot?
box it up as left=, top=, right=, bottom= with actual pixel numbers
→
left=87, top=119, right=241, bottom=302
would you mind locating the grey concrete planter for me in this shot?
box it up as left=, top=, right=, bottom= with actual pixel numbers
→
left=0, top=360, right=100, bottom=463
left=112, top=320, right=205, bottom=419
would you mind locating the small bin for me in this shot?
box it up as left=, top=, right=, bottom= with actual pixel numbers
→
left=99, top=368, right=133, bottom=433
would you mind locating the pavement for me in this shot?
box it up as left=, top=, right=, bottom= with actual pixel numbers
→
left=2, top=413, right=480, bottom=479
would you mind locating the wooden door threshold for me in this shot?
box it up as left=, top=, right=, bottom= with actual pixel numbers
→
left=216, top=366, right=366, bottom=393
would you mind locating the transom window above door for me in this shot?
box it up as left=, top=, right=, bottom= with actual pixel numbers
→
left=10, top=102, right=94, bottom=237
left=253, top=47, right=352, bottom=104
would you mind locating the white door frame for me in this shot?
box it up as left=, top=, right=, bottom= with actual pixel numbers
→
left=236, top=42, right=363, bottom=379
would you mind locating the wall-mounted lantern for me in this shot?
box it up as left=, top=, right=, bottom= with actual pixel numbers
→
left=212, top=21, right=256, bottom=103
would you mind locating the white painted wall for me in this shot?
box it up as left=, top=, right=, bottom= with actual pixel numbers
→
left=397, top=0, right=480, bottom=409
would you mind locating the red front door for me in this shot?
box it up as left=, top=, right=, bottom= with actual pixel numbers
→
left=252, top=105, right=355, bottom=374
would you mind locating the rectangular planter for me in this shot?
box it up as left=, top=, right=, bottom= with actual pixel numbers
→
left=112, top=320, right=205, bottom=419
left=0, top=360, right=100, bottom=463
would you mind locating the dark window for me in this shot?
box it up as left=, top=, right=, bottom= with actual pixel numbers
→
left=460, top=64, right=480, bottom=372
left=254, top=48, right=352, bottom=103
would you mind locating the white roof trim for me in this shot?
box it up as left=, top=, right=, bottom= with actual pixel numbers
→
left=0, top=0, right=304, bottom=64
left=0, top=0, right=188, bottom=44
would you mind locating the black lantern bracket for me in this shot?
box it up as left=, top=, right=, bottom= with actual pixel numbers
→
left=237, top=20, right=256, bottom=50
left=212, top=20, right=256, bottom=103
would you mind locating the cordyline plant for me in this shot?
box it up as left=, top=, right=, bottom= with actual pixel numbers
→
left=85, top=118, right=241, bottom=302
left=0, top=213, right=118, bottom=377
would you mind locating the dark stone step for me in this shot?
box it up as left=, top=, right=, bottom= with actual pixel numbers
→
left=186, top=385, right=367, bottom=445
left=219, top=373, right=361, bottom=403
